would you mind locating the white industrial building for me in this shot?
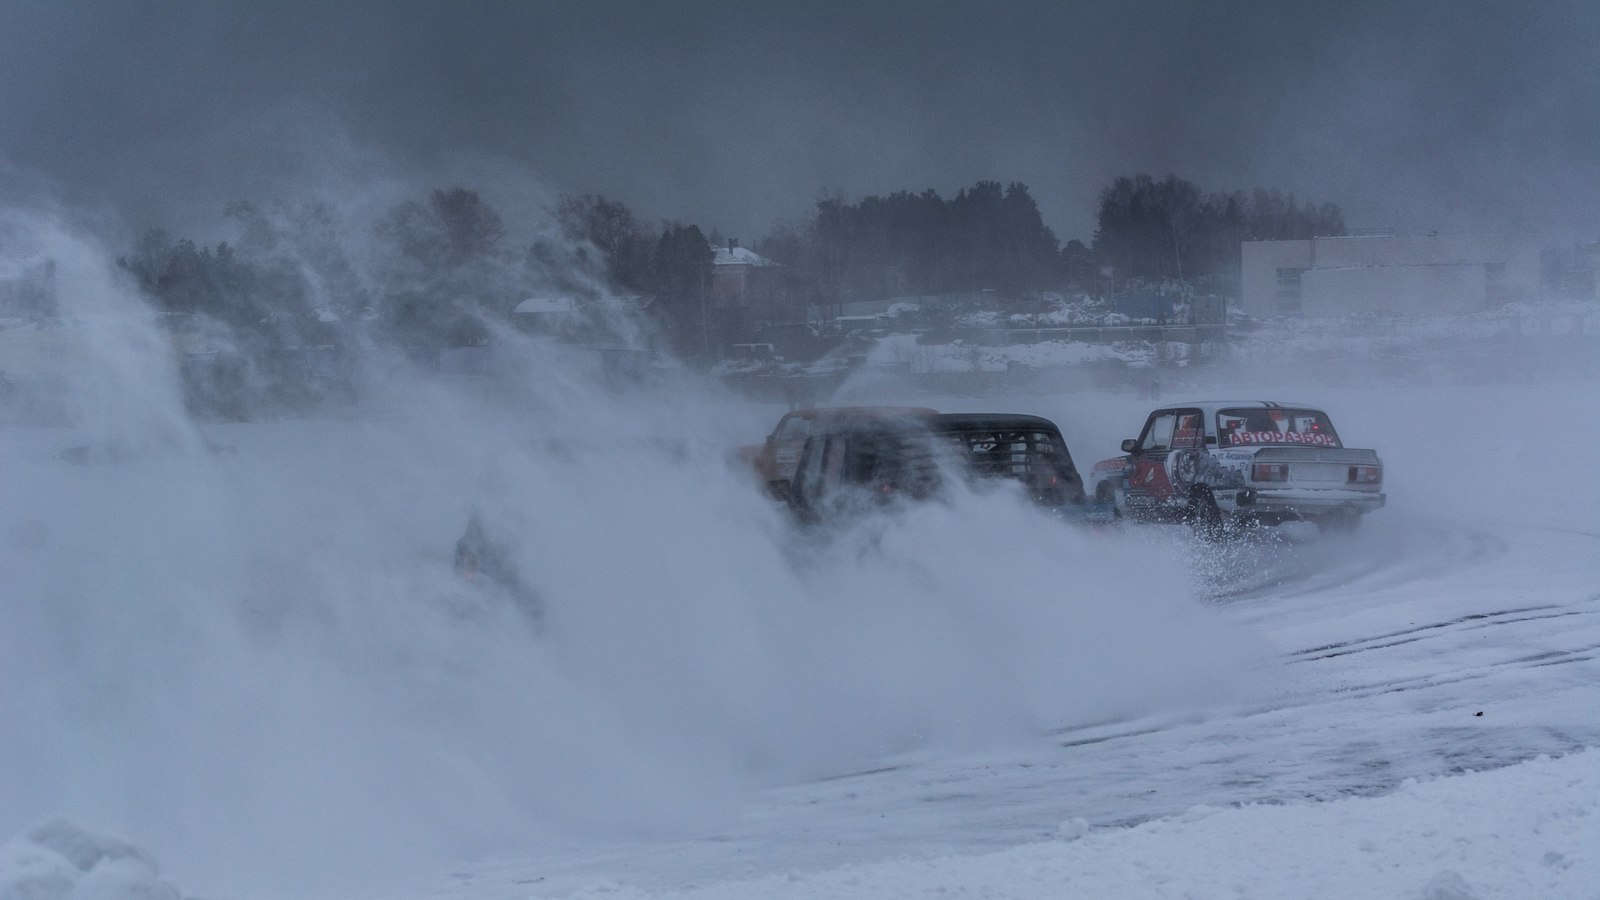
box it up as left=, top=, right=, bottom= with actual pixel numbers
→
left=1240, top=234, right=1540, bottom=317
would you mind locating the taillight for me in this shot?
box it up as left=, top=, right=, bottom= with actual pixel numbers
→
left=1252, top=462, right=1289, bottom=482
left=1349, top=465, right=1381, bottom=484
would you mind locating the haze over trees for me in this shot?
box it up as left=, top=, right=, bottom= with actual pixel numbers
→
left=113, top=173, right=1346, bottom=362
left=793, top=181, right=1062, bottom=300
left=750, top=175, right=1345, bottom=301
left=1090, top=174, right=1347, bottom=292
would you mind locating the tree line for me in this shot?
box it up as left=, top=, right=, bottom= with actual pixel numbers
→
left=116, top=173, right=1345, bottom=356
left=117, top=189, right=717, bottom=356
left=754, top=175, right=1345, bottom=300
left=1085, top=174, right=1346, bottom=292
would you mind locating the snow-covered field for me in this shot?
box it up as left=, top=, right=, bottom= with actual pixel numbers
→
left=2, top=303, right=1597, bottom=900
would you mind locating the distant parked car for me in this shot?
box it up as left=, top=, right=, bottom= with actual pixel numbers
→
left=1088, top=401, right=1384, bottom=533
left=740, top=405, right=939, bottom=494
left=783, top=411, right=1105, bottom=525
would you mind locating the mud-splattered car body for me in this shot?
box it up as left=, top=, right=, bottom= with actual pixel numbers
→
left=1089, top=401, right=1385, bottom=529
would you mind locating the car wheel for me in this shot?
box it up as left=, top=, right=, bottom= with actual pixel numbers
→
left=1184, top=487, right=1225, bottom=540
left=1096, top=481, right=1122, bottom=521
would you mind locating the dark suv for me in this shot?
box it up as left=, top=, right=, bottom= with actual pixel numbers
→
left=784, top=412, right=1096, bottom=524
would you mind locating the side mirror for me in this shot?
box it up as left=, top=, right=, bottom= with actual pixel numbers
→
left=1121, top=438, right=1137, bottom=453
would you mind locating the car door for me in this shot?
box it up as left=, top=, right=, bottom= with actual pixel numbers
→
left=791, top=433, right=856, bottom=522
left=1127, top=409, right=1178, bottom=510
left=788, top=434, right=830, bottom=522
left=771, top=414, right=815, bottom=481
left=1165, top=408, right=1208, bottom=494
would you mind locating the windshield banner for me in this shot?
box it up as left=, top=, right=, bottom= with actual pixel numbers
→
left=1229, top=431, right=1338, bottom=447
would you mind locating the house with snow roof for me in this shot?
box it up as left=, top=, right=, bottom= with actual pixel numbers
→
left=710, top=240, right=775, bottom=305
left=709, top=240, right=809, bottom=325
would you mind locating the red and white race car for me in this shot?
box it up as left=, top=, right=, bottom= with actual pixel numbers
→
left=1088, top=401, right=1385, bottom=532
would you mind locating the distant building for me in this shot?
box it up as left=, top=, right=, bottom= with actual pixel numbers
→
left=511, top=295, right=582, bottom=335
left=1240, top=234, right=1540, bottom=317
left=710, top=240, right=808, bottom=324
left=1542, top=241, right=1600, bottom=301
left=710, top=241, right=776, bottom=306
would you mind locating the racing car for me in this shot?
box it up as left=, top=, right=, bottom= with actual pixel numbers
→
left=1088, top=401, right=1384, bottom=533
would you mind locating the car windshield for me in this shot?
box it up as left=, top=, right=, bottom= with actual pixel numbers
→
left=1216, top=407, right=1341, bottom=448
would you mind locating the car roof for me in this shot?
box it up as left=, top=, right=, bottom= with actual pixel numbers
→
left=1161, top=401, right=1324, bottom=416
left=784, top=405, right=938, bottom=419
left=801, top=413, right=942, bottom=439
left=805, top=411, right=1070, bottom=442
left=932, top=412, right=1063, bottom=433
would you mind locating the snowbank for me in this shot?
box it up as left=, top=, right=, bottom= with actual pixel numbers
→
left=0, top=819, right=182, bottom=900
left=558, top=750, right=1597, bottom=900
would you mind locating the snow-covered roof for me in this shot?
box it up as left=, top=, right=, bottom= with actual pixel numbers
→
left=712, top=246, right=775, bottom=267
left=513, top=296, right=578, bottom=315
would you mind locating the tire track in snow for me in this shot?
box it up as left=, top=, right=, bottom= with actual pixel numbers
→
left=1288, top=606, right=1593, bottom=661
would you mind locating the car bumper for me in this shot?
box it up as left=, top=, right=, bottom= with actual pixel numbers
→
left=1221, top=488, right=1385, bottom=517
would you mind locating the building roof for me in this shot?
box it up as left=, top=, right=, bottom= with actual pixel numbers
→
left=712, top=246, right=775, bottom=267
left=513, top=296, right=578, bottom=315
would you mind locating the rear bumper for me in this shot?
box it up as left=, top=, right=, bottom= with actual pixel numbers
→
left=1221, top=488, right=1385, bottom=518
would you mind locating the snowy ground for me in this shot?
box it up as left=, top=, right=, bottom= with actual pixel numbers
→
left=1, top=310, right=1597, bottom=900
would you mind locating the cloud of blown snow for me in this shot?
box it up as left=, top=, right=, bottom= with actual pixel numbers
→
left=0, top=210, right=1271, bottom=897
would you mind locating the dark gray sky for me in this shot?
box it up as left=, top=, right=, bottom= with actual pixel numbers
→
left=2, top=1, right=1596, bottom=245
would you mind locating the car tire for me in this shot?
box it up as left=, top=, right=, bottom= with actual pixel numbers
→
left=1096, top=481, right=1122, bottom=521
left=1185, top=486, right=1225, bottom=540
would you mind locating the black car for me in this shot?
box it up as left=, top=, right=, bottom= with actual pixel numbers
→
left=783, top=411, right=1099, bottom=524
left=930, top=413, right=1088, bottom=512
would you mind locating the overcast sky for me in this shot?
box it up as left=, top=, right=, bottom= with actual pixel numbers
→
left=1, top=1, right=1595, bottom=246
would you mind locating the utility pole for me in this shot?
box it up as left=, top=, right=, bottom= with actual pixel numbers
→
left=1170, top=218, right=1184, bottom=281
left=699, top=266, right=710, bottom=361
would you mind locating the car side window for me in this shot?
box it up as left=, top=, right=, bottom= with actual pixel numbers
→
left=822, top=436, right=848, bottom=486
left=796, top=436, right=827, bottom=502
left=778, top=416, right=812, bottom=442
left=1139, top=412, right=1176, bottom=452
left=1171, top=410, right=1205, bottom=449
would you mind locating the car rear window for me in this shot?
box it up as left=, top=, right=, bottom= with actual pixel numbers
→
left=941, top=428, right=1076, bottom=480
left=1216, top=408, right=1341, bottom=447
